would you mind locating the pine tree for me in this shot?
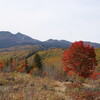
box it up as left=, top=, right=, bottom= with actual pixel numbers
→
left=24, top=58, right=30, bottom=73
left=34, top=53, right=43, bottom=73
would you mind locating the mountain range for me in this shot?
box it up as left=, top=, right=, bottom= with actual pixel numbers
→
left=0, top=31, right=100, bottom=49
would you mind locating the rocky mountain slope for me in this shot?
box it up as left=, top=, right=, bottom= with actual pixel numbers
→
left=0, top=31, right=100, bottom=48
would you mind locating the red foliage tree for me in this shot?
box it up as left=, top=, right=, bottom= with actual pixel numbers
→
left=90, top=72, right=100, bottom=80
left=63, top=41, right=97, bottom=78
left=19, top=63, right=26, bottom=73
left=30, top=70, right=33, bottom=75
left=0, top=61, right=3, bottom=69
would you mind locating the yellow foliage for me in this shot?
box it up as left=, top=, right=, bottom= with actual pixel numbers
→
left=33, top=67, right=39, bottom=72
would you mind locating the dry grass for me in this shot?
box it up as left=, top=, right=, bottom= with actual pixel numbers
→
left=0, top=72, right=100, bottom=100
left=0, top=72, right=69, bottom=100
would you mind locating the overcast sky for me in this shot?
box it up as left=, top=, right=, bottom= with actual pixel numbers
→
left=0, top=0, right=100, bottom=43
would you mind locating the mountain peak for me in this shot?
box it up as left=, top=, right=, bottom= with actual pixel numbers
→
left=16, top=32, right=22, bottom=35
left=16, top=32, right=26, bottom=36
left=46, top=39, right=59, bottom=42
left=15, top=32, right=40, bottom=42
left=0, top=31, right=13, bottom=36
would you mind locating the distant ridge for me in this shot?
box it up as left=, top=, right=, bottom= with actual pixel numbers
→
left=0, top=31, right=100, bottom=49
left=15, top=32, right=40, bottom=43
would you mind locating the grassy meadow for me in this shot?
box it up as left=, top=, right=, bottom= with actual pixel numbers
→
left=0, top=46, right=100, bottom=100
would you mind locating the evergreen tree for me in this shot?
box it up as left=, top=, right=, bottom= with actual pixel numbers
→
left=34, top=53, right=43, bottom=72
left=24, top=58, right=30, bottom=73
left=9, top=57, right=13, bottom=68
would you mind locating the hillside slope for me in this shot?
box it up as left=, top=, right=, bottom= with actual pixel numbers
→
left=0, top=47, right=100, bottom=74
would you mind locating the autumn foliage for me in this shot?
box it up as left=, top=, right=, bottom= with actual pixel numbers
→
left=0, top=61, right=3, bottom=69
left=63, top=41, right=97, bottom=78
left=90, top=72, right=100, bottom=80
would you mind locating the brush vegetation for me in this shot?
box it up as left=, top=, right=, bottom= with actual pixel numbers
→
left=0, top=45, right=100, bottom=100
